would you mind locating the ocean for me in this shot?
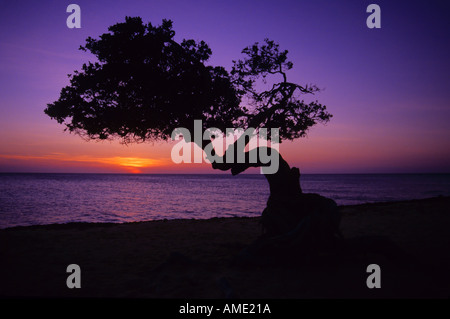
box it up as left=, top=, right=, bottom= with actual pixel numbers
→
left=0, top=173, right=449, bottom=229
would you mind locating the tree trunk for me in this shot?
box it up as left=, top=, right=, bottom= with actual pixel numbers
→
left=210, top=143, right=342, bottom=265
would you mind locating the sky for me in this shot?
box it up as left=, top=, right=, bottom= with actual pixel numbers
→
left=0, top=0, right=449, bottom=174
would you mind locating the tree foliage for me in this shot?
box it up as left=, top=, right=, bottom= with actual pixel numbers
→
left=231, top=39, right=331, bottom=140
left=45, top=17, right=331, bottom=146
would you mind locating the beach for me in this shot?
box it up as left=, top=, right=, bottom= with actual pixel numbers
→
left=1, top=196, right=449, bottom=299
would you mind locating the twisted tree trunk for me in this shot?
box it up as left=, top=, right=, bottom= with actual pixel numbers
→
left=208, top=138, right=342, bottom=265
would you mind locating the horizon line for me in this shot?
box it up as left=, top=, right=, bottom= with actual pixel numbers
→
left=1, top=172, right=449, bottom=175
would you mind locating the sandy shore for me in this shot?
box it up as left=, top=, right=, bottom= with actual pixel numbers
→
left=1, top=196, right=449, bottom=298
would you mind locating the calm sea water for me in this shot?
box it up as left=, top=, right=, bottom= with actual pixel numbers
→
left=0, top=173, right=449, bottom=229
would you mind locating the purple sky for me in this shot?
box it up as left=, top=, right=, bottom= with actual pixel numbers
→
left=0, top=0, right=449, bottom=173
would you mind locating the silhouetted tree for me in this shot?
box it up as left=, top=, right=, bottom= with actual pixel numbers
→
left=45, top=17, right=340, bottom=259
left=45, top=17, right=331, bottom=149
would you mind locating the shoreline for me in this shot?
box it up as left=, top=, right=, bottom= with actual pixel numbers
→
left=1, top=195, right=449, bottom=231
left=1, top=196, right=450, bottom=298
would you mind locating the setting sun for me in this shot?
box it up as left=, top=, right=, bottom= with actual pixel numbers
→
left=97, top=157, right=164, bottom=168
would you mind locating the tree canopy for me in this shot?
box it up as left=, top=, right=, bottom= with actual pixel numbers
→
left=45, top=17, right=332, bottom=147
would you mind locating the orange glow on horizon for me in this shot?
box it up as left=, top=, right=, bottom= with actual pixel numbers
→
left=95, top=156, right=164, bottom=168
left=0, top=154, right=169, bottom=172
